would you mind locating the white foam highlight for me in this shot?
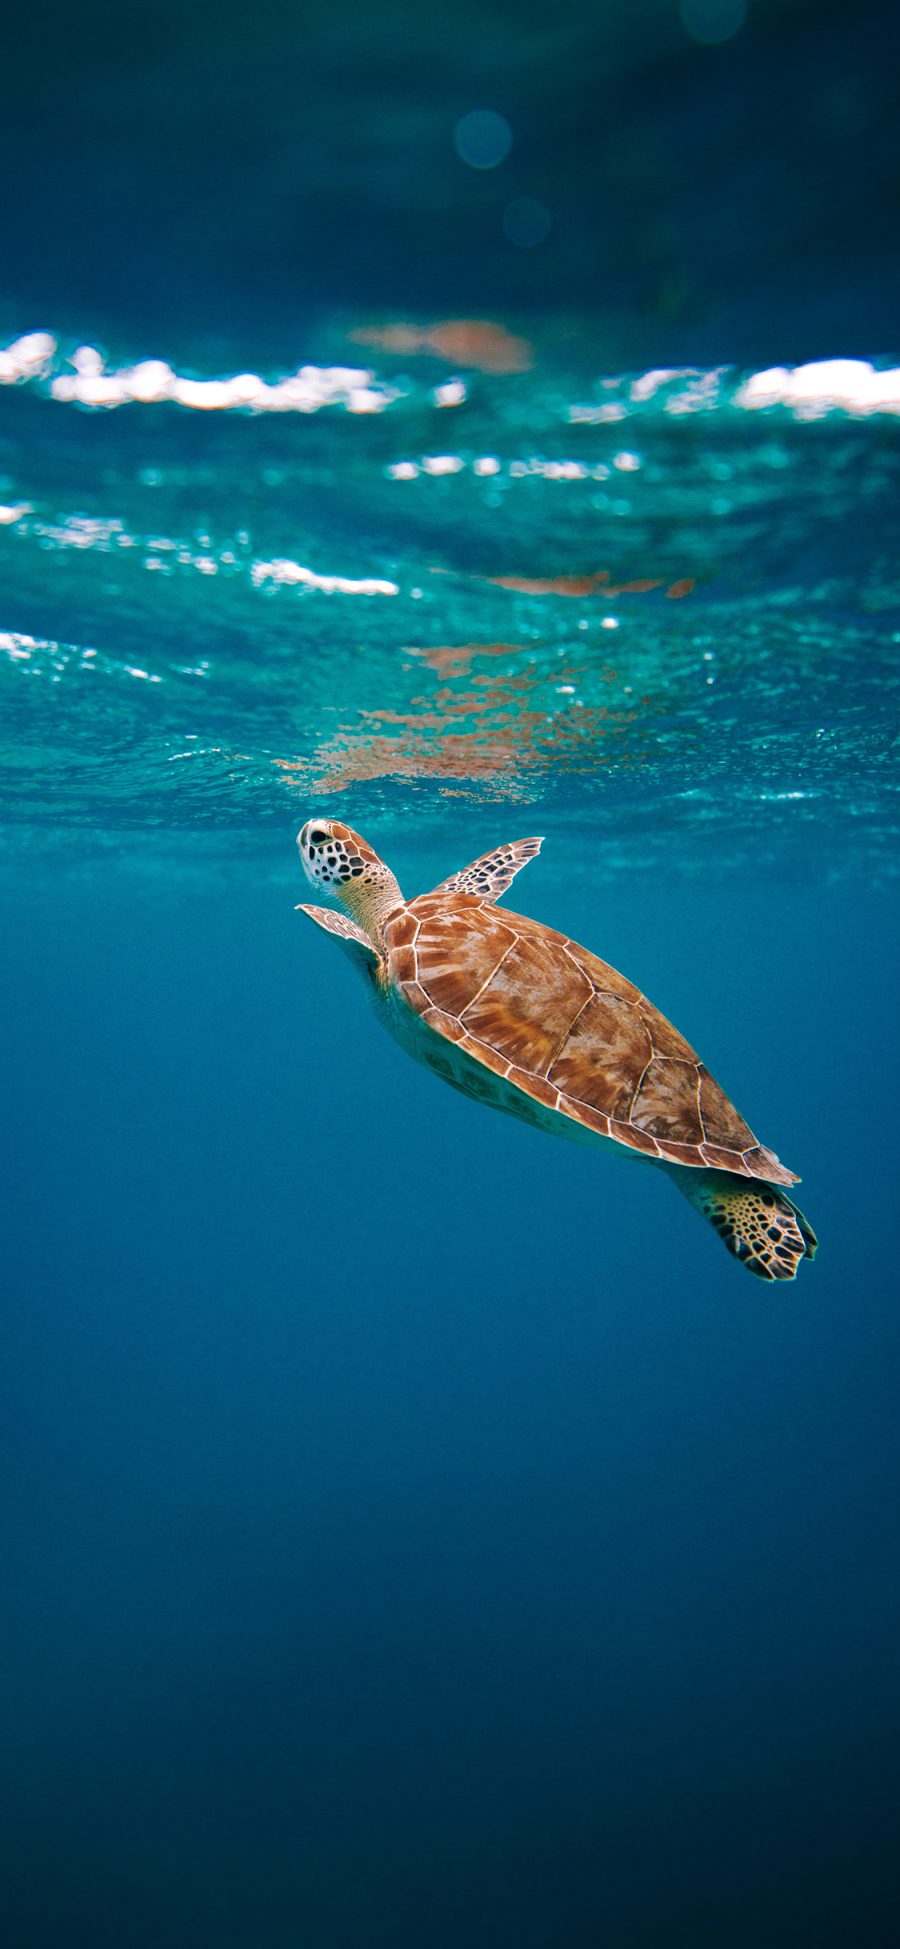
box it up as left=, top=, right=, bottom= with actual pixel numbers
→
left=543, top=460, right=587, bottom=479
left=568, top=401, right=628, bottom=424
left=0, top=630, right=42, bottom=659
left=4, top=331, right=900, bottom=432
left=433, top=379, right=467, bottom=407
left=734, top=360, right=900, bottom=417
left=629, top=368, right=696, bottom=402
left=251, top=560, right=399, bottom=594
left=0, top=628, right=165, bottom=684
left=2, top=495, right=400, bottom=599
left=0, top=333, right=56, bottom=383
left=40, top=341, right=399, bottom=414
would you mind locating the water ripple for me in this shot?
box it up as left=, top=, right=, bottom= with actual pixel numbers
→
left=1, top=324, right=897, bottom=882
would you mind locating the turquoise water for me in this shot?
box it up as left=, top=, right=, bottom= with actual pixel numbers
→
left=3, top=338, right=898, bottom=881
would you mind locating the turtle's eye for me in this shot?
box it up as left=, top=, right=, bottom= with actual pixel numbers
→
left=309, top=829, right=330, bottom=846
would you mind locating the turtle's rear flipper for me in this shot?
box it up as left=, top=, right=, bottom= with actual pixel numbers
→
left=670, top=1167, right=818, bottom=1280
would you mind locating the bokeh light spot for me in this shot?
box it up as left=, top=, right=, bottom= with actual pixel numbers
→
left=680, top=0, right=748, bottom=45
left=453, top=110, right=512, bottom=170
left=503, top=197, right=551, bottom=248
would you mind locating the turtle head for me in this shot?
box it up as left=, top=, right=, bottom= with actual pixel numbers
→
left=297, top=818, right=403, bottom=943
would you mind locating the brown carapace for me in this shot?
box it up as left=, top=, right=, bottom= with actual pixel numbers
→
left=296, top=822, right=817, bottom=1282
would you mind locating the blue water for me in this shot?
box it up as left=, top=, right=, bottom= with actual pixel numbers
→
left=3, top=3, right=900, bottom=1944
left=3, top=868, right=899, bottom=1946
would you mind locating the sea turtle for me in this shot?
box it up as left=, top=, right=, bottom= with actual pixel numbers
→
left=296, top=820, right=816, bottom=1281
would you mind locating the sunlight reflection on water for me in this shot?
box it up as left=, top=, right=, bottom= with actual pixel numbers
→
left=0, top=323, right=897, bottom=882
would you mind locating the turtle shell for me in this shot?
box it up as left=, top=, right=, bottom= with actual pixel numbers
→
left=382, top=893, right=797, bottom=1185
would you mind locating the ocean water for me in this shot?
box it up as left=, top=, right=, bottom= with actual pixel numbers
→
left=3, top=3, right=900, bottom=1945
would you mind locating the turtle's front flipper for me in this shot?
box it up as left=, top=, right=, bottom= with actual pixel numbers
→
left=667, top=1167, right=818, bottom=1280
left=428, top=837, right=543, bottom=903
left=296, top=903, right=381, bottom=974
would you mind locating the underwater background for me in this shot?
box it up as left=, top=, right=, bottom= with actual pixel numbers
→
left=2, top=2, right=900, bottom=1943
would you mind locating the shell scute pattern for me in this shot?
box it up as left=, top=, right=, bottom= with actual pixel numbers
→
left=611, top=1119, right=659, bottom=1157
left=563, top=939, right=642, bottom=1005
left=391, top=945, right=418, bottom=985
left=630, top=1056, right=701, bottom=1142
left=697, top=1068, right=755, bottom=1152
left=745, top=1142, right=788, bottom=1178
left=636, top=1008, right=696, bottom=1061
left=396, top=895, right=797, bottom=1184
left=462, top=930, right=593, bottom=1075
left=459, top=1032, right=510, bottom=1079
left=572, top=1103, right=612, bottom=1139
left=507, top=1067, right=559, bottom=1111
left=385, top=909, right=419, bottom=950
left=394, top=902, right=513, bottom=1017
left=700, top=1143, right=740, bottom=1171
left=423, top=1005, right=465, bottom=1043
left=548, top=990, right=650, bottom=1119
left=655, top=1138, right=705, bottom=1167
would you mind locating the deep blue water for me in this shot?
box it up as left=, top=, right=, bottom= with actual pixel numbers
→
left=3, top=3, right=900, bottom=1944
left=3, top=869, right=899, bottom=1945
